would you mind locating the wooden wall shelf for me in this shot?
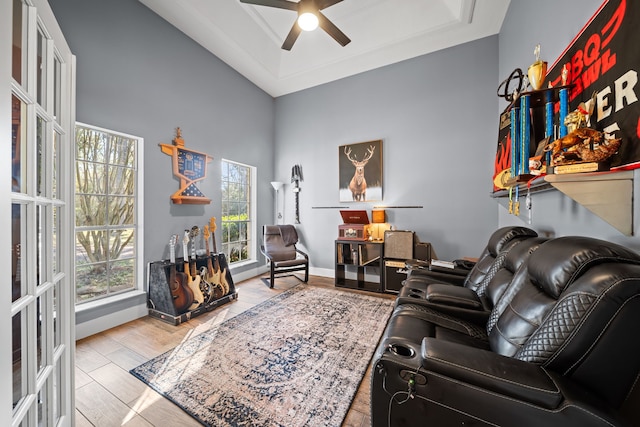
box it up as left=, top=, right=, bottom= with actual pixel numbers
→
left=544, top=171, right=634, bottom=236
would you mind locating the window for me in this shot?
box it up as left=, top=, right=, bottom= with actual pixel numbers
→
left=221, top=160, right=256, bottom=264
left=74, top=123, right=143, bottom=303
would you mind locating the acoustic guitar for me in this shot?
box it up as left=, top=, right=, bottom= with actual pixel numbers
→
left=183, top=229, right=204, bottom=310
left=209, top=217, right=230, bottom=295
left=168, top=234, right=193, bottom=314
left=203, top=224, right=225, bottom=299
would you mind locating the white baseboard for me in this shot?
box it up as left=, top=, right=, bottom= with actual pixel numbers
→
left=76, top=303, right=148, bottom=340
left=75, top=265, right=337, bottom=340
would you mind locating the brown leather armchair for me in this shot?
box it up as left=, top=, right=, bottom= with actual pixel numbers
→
left=260, top=225, right=309, bottom=288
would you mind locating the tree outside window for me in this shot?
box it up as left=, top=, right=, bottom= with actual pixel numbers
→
left=221, top=160, right=253, bottom=264
left=75, top=124, right=141, bottom=303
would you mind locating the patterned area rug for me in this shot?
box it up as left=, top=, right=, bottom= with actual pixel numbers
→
left=130, top=284, right=394, bottom=427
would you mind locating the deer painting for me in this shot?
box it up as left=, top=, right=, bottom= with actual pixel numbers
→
left=344, top=145, right=375, bottom=201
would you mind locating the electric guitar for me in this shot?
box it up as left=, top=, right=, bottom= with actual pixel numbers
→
left=183, top=229, right=204, bottom=309
left=203, top=224, right=225, bottom=299
left=169, top=234, right=193, bottom=314
left=209, top=217, right=230, bottom=295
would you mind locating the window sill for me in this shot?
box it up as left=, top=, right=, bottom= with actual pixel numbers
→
left=75, top=289, right=146, bottom=314
left=229, top=259, right=258, bottom=270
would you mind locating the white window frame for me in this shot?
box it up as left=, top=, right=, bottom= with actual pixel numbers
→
left=221, top=159, right=257, bottom=266
left=74, top=122, right=145, bottom=307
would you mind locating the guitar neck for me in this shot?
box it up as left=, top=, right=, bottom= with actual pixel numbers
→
left=190, top=237, right=197, bottom=275
left=183, top=232, right=191, bottom=277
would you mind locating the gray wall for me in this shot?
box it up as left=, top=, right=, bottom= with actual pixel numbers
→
left=50, top=0, right=275, bottom=266
left=275, top=35, right=500, bottom=269
left=49, top=0, right=275, bottom=334
left=497, top=0, right=640, bottom=249
left=50, top=0, right=640, bottom=334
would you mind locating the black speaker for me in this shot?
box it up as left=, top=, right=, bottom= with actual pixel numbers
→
left=414, top=242, right=432, bottom=261
left=384, top=259, right=408, bottom=293
left=384, top=230, right=414, bottom=260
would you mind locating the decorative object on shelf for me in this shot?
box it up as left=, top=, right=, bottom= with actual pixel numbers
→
left=546, top=127, right=621, bottom=167
left=369, top=208, right=391, bottom=241
left=493, top=0, right=640, bottom=199
left=159, top=127, right=213, bottom=204
left=291, top=165, right=303, bottom=224
left=339, top=139, right=383, bottom=202
left=527, top=44, right=548, bottom=90
left=338, top=210, right=371, bottom=241
left=270, top=181, right=284, bottom=224
left=543, top=0, right=638, bottom=170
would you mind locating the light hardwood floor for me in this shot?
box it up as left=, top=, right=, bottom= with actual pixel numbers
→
left=75, top=274, right=393, bottom=427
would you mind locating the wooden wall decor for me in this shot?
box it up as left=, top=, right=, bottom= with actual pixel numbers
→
left=159, top=127, right=213, bottom=204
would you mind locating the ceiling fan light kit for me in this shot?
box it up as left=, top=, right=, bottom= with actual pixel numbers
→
left=298, top=12, right=319, bottom=31
left=239, top=0, right=351, bottom=50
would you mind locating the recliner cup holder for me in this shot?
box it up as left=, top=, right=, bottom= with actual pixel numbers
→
left=409, top=293, right=422, bottom=298
left=388, top=343, right=415, bottom=358
left=409, top=288, right=423, bottom=293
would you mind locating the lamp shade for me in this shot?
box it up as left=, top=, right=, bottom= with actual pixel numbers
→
left=372, top=209, right=386, bottom=224
left=271, top=181, right=284, bottom=191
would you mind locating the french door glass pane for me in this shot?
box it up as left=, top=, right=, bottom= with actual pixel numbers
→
left=53, top=55, right=61, bottom=122
left=12, top=0, right=23, bottom=84
left=36, top=116, right=44, bottom=196
left=36, top=27, right=47, bottom=107
left=37, top=205, right=44, bottom=286
left=52, top=206, right=59, bottom=274
left=12, top=95, right=26, bottom=193
left=37, top=295, right=43, bottom=372
left=12, top=203, right=25, bottom=303
left=53, top=281, right=61, bottom=348
left=54, top=362, right=62, bottom=422
left=53, top=131, right=60, bottom=198
left=12, top=310, right=25, bottom=408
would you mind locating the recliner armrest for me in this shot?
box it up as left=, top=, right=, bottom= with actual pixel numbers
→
left=420, top=337, right=562, bottom=409
left=404, top=270, right=466, bottom=287
left=425, top=284, right=483, bottom=309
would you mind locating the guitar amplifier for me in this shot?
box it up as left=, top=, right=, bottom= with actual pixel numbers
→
left=384, top=259, right=409, bottom=293
left=384, top=230, right=414, bottom=260
left=414, top=242, right=432, bottom=262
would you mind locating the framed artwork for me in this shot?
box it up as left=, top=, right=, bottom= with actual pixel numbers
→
left=339, top=139, right=383, bottom=202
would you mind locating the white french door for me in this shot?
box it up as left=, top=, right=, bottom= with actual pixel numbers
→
left=4, top=0, right=76, bottom=426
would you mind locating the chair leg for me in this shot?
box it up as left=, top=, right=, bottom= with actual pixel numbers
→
left=304, top=264, right=309, bottom=282
left=269, top=265, right=275, bottom=288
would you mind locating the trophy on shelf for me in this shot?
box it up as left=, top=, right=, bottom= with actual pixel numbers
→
left=527, top=44, right=547, bottom=91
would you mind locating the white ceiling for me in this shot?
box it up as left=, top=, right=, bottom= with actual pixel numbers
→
left=138, top=0, right=511, bottom=97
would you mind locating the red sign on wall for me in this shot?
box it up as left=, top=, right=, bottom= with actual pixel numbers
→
left=493, top=0, right=640, bottom=191
left=546, top=0, right=639, bottom=170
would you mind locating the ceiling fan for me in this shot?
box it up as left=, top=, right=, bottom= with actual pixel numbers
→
left=239, top=0, right=351, bottom=51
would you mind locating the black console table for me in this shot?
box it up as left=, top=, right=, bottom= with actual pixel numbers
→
left=335, top=240, right=384, bottom=292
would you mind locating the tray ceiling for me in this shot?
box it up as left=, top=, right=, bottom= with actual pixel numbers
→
left=138, top=0, right=511, bottom=96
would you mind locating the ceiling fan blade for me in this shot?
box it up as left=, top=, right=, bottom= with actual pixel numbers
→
left=318, top=11, right=351, bottom=47
left=318, top=0, right=343, bottom=10
left=281, top=22, right=302, bottom=50
left=239, top=0, right=298, bottom=12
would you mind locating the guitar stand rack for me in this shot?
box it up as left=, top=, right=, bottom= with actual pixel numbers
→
left=147, top=253, right=238, bottom=325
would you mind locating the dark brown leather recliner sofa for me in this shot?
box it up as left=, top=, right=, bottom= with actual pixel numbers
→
left=371, top=235, right=640, bottom=426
